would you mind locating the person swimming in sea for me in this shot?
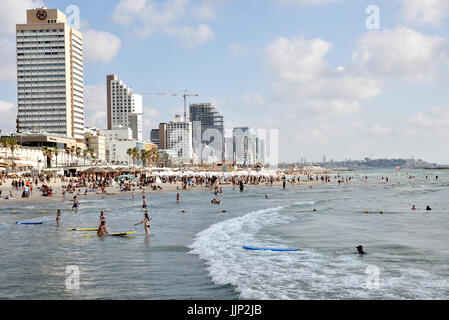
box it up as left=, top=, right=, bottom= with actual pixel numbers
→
left=356, top=245, right=366, bottom=255
left=426, top=205, right=432, bottom=211
left=97, top=220, right=108, bottom=236
left=411, top=204, right=416, bottom=210
left=135, top=212, right=151, bottom=236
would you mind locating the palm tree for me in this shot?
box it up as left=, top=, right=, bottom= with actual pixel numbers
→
left=140, top=149, right=146, bottom=167
left=126, top=148, right=133, bottom=166
left=150, top=148, right=160, bottom=167
left=65, top=146, right=71, bottom=165
left=83, top=148, right=89, bottom=165
left=131, top=147, right=139, bottom=166
left=75, top=147, right=81, bottom=165
left=89, top=148, right=95, bottom=165
left=54, top=146, right=59, bottom=168
left=1, top=137, right=9, bottom=160
left=162, top=153, right=169, bottom=168
left=41, top=146, right=54, bottom=168
left=8, top=139, right=18, bottom=164
left=70, top=146, right=76, bottom=165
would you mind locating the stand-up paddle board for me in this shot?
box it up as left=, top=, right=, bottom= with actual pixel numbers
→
left=16, top=221, right=43, bottom=225
left=83, top=231, right=136, bottom=237
left=243, top=246, right=300, bottom=252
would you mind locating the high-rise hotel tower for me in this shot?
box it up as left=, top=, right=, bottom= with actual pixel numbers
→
left=106, top=74, right=143, bottom=140
left=16, top=8, right=85, bottom=141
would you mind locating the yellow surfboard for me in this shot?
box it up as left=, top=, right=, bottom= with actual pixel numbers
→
left=83, top=231, right=136, bottom=237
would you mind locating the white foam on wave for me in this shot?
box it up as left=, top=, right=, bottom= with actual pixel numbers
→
left=188, top=205, right=312, bottom=299
left=189, top=200, right=449, bottom=299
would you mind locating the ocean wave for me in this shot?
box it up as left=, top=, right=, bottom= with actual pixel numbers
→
left=188, top=206, right=303, bottom=299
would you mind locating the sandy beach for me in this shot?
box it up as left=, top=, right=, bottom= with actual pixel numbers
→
left=0, top=174, right=325, bottom=208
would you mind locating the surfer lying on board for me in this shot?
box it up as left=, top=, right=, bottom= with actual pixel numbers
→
left=135, top=212, right=151, bottom=236
left=211, top=198, right=221, bottom=204
left=97, top=221, right=109, bottom=236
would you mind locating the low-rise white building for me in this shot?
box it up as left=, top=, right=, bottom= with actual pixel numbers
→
left=84, top=127, right=106, bottom=164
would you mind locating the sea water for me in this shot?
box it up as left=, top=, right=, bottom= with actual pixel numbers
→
left=0, top=169, right=448, bottom=299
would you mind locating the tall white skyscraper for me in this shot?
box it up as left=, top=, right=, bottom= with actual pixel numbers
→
left=106, top=74, right=143, bottom=140
left=16, top=8, right=85, bottom=141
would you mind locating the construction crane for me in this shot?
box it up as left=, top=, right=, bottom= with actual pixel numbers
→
left=142, top=90, right=199, bottom=121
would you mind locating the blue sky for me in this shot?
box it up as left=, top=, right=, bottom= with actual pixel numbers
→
left=1, top=0, right=449, bottom=164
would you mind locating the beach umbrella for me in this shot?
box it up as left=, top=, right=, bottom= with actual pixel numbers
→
left=118, top=174, right=136, bottom=180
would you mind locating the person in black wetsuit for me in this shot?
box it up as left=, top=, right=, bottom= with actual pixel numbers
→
left=356, top=245, right=366, bottom=255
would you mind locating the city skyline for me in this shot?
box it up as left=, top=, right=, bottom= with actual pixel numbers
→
left=1, top=0, right=449, bottom=164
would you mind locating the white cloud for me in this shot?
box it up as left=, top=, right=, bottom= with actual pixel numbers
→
left=277, top=0, right=340, bottom=6
left=408, top=106, right=449, bottom=128
left=242, top=93, right=266, bottom=109
left=112, top=0, right=217, bottom=48
left=353, top=26, right=449, bottom=82
left=263, top=35, right=382, bottom=116
left=0, top=0, right=44, bottom=81
left=0, top=0, right=44, bottom=37
left=399, top=0, right=449, bottom=26
left=83, top=29, right=122, bottom=63
left=0, top=39, right=16, bottom=81
left=0, top=100, right=17, bottom=133
left=84, top=85, right=107, bottom=128
left=165, top=24, right=215, bottom=49
left=143, top=107, right=160, bottom=119
left=229, top=43, right=250, bottom=58
left=265, top=36, right=331, bottom=82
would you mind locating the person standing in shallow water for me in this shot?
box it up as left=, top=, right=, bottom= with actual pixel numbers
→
left=56, top=209, right=61, bottom=226
left=135, top=212, right=151, bottom=236
left=142, top=196, right=148, bottom=210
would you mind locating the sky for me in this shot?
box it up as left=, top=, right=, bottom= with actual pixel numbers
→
left=1, top=0, right=449, bottom=164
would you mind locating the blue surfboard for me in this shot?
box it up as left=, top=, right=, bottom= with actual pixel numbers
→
left=243, top=246, right=299, bottom=252
left=16, top=222, right=43, bottom=225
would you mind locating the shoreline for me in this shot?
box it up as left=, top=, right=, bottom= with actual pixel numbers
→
left=0, top=178, right=326, bottom=209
